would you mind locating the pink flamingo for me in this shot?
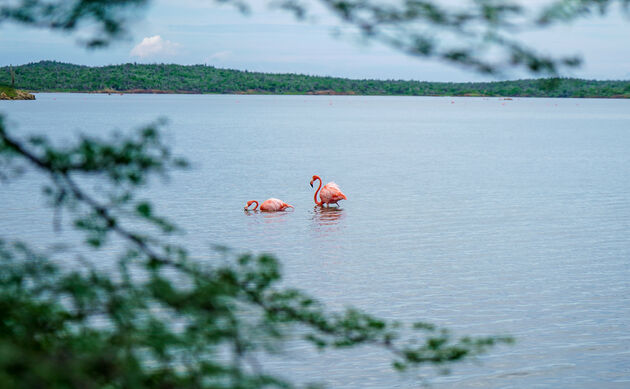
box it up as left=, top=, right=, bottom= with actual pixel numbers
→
left=310, top=175, right=347, bottom=207
left=244, top=198, right=294, bottom=212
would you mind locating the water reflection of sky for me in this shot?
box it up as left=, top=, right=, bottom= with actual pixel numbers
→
left=309, top=206, right=347, bottom=252
left=4, top=94, right=630, bottom=388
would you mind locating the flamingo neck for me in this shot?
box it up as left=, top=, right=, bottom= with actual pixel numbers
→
left=313, top=178, right=323, bottom=206
left=247, top=200, right=259, bottom=210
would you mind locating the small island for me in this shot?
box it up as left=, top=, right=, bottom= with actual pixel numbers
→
left=0, top=85, right=35, bottom=100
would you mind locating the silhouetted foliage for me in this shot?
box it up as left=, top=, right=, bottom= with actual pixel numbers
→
left=0, top=117, right=513, bottom=387
left=0, top=0, right=148, bottom=47
left=2, top=0, right=627, bottom=387
left=1, top=1, right=629, bottom=74
left=217, top=0, right=630, bottom=75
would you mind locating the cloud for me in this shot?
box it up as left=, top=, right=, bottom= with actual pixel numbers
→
left=206, top=51, right=232, bottom=61
left=130, top=35, right=180, bottom=58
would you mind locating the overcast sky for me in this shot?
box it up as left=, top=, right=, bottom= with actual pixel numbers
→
left=1, top=0, right=629, bottom=82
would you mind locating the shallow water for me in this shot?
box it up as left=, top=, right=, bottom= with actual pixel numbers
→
left=1, top=94, right=630, bottom=387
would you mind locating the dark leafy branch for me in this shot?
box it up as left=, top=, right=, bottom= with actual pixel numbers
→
left=1, top=1, right=629, bottom=74
left=537, top=0, right=630, bottom=25
left=0, top=0, right=149, bottom=47
left=252, top=0, right=629, bottom=74
left=0, top=115, right=184, bottom=249
left=0, top=115, right=512, bottom=387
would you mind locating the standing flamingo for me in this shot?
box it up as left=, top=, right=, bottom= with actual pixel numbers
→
left=310, top=175, right=347, bottom=207
left=244, top=199, right=294, bottom=212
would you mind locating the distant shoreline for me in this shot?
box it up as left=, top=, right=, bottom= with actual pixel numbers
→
left=28, top=90, right=630, bottom=99
left=7, top=61, right=629, bottom=99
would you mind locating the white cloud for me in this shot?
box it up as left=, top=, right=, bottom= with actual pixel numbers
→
left=130, top=35, right=180, bottom=58
left=206, top=51, right=232, bottom=61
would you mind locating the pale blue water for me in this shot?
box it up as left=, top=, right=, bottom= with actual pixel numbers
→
left=1, top=94, right=630, bottom=388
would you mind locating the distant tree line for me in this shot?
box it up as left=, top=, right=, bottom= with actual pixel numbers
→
left=2, top=61, right=630, bottom=98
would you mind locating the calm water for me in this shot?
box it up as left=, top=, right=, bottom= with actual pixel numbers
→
left=1, top=94, right=630, bottom=388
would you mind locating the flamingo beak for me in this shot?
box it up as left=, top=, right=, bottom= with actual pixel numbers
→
left=310, top=181, right=313, bottom=188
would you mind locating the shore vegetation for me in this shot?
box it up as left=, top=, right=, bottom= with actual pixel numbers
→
left=3, top=61, right=630, bottom=98
left=0, top=84, right=35, bottom=100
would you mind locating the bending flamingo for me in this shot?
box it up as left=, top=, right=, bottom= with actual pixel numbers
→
left=244, top=198, right=294, bottom=212
left=310, top=175, right=347, bottom=207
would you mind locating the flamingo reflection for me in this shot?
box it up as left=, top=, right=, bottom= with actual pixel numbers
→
left=243, top=207, right=291, bottom=224
left=311, top=206, right=345, bottom=226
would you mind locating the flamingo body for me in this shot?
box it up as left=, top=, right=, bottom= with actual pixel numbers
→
left=310, top=175, right=347, bottom=206
left=260, top=198, right=293, bottom=212
left=245, top=198, right=293, bottom=212
left=319, top=182, right=347, bottom=204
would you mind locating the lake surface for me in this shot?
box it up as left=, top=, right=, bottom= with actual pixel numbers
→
left=1, top=94, right=630, bottom=388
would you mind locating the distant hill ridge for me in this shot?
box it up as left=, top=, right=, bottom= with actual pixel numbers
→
left=2, top=61, right=629, bottom=98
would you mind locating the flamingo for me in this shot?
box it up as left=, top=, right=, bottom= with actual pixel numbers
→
left=244, top=198, right=294, bottom=212
left=310, top=175, right=347, bottom=207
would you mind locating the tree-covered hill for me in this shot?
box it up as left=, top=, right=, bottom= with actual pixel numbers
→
left=2, top=61, right=630, bottom=98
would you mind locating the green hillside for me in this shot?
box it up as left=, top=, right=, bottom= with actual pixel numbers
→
left=2, top=61, right=630, bottom=98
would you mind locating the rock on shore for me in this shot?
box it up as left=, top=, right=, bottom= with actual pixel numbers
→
left=0, top=89, right=36, bottom=100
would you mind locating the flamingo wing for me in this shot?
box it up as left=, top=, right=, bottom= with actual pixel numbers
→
left=260, top=198, right=282, bottom=211
left=260, top=198, right=293, bottom=211
left=320, top=182, right=347, bottom=204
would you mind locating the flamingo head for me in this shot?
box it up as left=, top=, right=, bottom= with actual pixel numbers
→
left=310, top=175, right=321, bottom=188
